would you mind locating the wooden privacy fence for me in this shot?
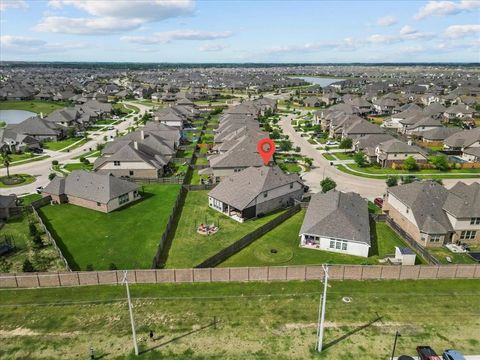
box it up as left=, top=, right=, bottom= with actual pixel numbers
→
left=1, top=264, right=479, bottom=289
left=31, top=206, right=71, bottom=271
left=385, top=216, right=440, bottom=265
left=196, top=205, right=301, bottom=268
left=151, top=186, right=188, bottom=268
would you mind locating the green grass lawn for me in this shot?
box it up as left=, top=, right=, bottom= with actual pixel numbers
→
left=165, top=191, right=285, bottom=268
left=323, top=153, right=335, bottom=161
left=0, top=279, right=478, bottom=360
left=428, top=247, right=477, bottom=264
left=38, top=184, right=181, bottom=270
left=221, top=212, right=424, bottom=267
left=18, top=193, right=42, bottom=205
left=0, top=214, right=66, bottom=272
left=0, top=174, right=36, bottom=188
left=278, top=161, right=302, bottom=173
left=63, top=162, right=94, bottom=172
left=42, top=137, right=87, bottom=151
left=194, top=156, right=208, bottom=165
left=336, top=164, right=480, bottom=180
left=0, top=100, right=67, bottom=115
left=73, top=150, right=100, bottom=159
left=334, top=152, right=354, bottom=160
left=1, top=153, right=49, bottom=168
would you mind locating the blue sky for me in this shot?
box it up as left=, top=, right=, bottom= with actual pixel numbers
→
left=1, top=0, right=479, bottom=62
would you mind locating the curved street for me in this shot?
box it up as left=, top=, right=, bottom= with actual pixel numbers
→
left=279, top=113, right=479, bottom=199
left=0, top=102, right=149, bottom=196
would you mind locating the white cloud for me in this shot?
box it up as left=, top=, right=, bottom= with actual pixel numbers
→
left=414, top=0, right=480, bottom=20
left=444, top=24, right=480, bottom=38
left=367, top=34, right=400, bottom=44
left=368, top=27, right=435, bottom=44
left=376, top=15, right=397, bottom=27
left=0, top=35, right=87, bottom=54
left=122, top=30, right=233, bottom=44
left=265, top=38, right=359, bottom=55
left=0, top=0, right=27, bottom=11
left=37, top=0, right=195, bottom=35
left=399, top=25, right=415, bottom=35
left=199, top=43, right=228, bottom=52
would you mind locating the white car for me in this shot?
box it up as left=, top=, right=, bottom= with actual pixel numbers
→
left=326, top=140, right=338, bottom=145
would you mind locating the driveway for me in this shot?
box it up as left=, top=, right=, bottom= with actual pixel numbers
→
left=278, top=113, right=479, bottom=199
left=0, top=102, right=148, bottom=196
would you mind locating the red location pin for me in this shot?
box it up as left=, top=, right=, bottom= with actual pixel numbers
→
left=257, top=138, right=276, bottom=165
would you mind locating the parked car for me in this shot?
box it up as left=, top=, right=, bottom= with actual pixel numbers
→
left=32, top=147, right=43, bottom=154
left=443, top=349, right=466, bottom=360
left=35, top=186, right=43, bottom=194
left=326, top=140, right=338, bottom=145
left=107, top=126, right=115, bottom=130
left=417, top=346, right=441, bottom=360
left=374, top=197, right=384, bottom=208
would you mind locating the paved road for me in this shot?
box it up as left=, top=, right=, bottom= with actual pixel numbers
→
left=0, top=102, right=148, bottom=196
left=278, top=113, right=479, bottom=199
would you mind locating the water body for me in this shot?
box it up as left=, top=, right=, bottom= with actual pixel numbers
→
left=291, top=76, right=345, bottom=87
left=0, top=110, right=37, bottom=124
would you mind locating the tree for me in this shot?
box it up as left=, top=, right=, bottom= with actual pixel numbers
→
left=339, top=138, right=353, bottom=149
left=32, top=234, right=43, bottom=248
left=430, top=155, right=449, bottom=172
left=1, top=151, right=12, bottom=178
left=304, top=157, right=313, bottom=167
left=48, top=173, right=56, bottom=181
left=22, top=259, right=35, bottom=272
left=279, top=140, right=293, bottom=152
left=270, top=129, right=281, bottom=139
left=403, top=156, right=418, bottom=171
left=320, top=177, right=337, bottom=193
left=401, top=175, right=416, bottom=184
left=386, top=176, right=399, bottom=187
left=353, top=152, right=367, bottom=167
left=67, top=127, right=76, bottom=138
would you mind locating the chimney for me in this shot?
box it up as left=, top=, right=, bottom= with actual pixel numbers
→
left=141, top=130, right=145, bottom=140
left=133, top=141, right=138, bottom=150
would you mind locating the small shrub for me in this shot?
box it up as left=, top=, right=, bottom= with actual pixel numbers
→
left=51, top=160, right=59, bottom=166
left=48, top=173, right=56, bottom=181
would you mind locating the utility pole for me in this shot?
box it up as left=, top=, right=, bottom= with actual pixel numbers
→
left=391, top=330, right=401, bottom=360
left=316, top=264, right=329, bottom=352
left=122, top=271, right=139, bottom=356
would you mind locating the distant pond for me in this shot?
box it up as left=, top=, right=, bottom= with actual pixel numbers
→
left=290, top=76, right=345, bottom=87
left=0, top=110, right=36, bottom=124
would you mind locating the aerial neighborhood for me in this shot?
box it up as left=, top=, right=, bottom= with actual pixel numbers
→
left=0, top=62, right=479, bottom=360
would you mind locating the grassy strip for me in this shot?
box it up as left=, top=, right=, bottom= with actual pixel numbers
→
left=0, top=100, right=67, bottom=115
left=0, top=280, right=478, bottom=359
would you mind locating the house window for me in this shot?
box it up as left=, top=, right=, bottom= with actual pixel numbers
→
left=335, top=242, right=341, bottom=249
left=329, top=240, right=335, bottom=249
left=460, top=230, right=477, bottom=240
left=470, top=218, right=480, bottom=225
left=114, top=161, right=120, bottom=166
left=129, top=171, right=134, bottom=176
left=96, top=202, right=101, bottom=206
left=342, top=242, right=347, bottom=250
left=393, top=154, right=397, bottom=157
left=118, top=193, right=130, bottom=205
left=290, top=183, right=293, bottom=189
left=263, top=191, right=268, bottom=198
left=430, top=234, right=441, bottom=242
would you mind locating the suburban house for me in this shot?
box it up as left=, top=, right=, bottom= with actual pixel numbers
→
left=6, top=116, right=64, bottom=141
left=383, top=181, right=480, bottom=247
left=304, top=96, right=323, bottom=108
left=375, top=139, right=428, bottom=167
left=0, top=128, right=41, bottom=153
left=444, top=128, right=480, bottom=162
left=444, top=104, right=474, bottom=120
left=208, top=165, right=304, bottom=222
left=94, top=140, right=171, bottom=179
left=354, top=133, right=395, bottom=162
left=154, top=106, right=192, bottom=129
left=299, top=190, right=371, bottom=257
left=42, top=171, right=141, bottom=213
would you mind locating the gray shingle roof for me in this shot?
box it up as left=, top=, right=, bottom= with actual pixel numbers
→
left=299, top=190, right=371, bottom=245
left=43, top=171, right=138, bottom=204
left=443, top=182, right=480, bottom=218
left=388, top=181, right=452, bottom=234
left=208, top=165, right=302, bottom=210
